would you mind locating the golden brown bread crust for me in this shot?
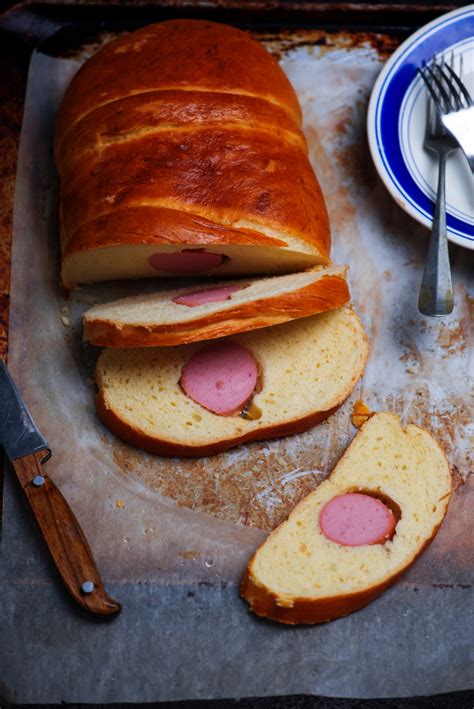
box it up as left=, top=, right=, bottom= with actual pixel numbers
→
left=56, top=20, right=302, bottom=146
left=55, top=20, right=331, bottom=281
left=60, top=127, right=330, bottom=257
left=96, top=391, right=340, bottom=458
left=240, top=516, right=449, bottom=624
left=55, top=90, right=305, bottom=171
left=63, top=206, right=288, bottom=260
left=84, top=274, right=350, bottom=346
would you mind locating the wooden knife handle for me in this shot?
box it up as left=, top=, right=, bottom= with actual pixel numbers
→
left=11, top=450, right=121, bottom=617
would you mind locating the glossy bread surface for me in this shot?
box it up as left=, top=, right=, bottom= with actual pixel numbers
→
left=55, top=20, right=331, bottom=285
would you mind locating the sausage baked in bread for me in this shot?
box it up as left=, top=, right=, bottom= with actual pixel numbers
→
left=55, top=20, right=330, bottom=287
left=83, top=266, right=349, bottom=346
left=94, top=307, right=368, bottom=457
left=241, top=412, right=451, bottom=624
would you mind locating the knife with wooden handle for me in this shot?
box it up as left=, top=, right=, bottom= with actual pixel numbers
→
left=0, top=359, right=121, bottom=617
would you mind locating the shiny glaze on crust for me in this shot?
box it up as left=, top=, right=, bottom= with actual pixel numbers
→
left=63, top=205, right=289, bottom=259
left=55, top=90, right=306, bottom=170
left=55, top=20, right=330, bottom=279
left=56, top=20, right=302, bottom=143
left=60, top=127, right=330, bottom=256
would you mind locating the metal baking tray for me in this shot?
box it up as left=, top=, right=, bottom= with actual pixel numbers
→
left=1, top=2, right=472, bottom=705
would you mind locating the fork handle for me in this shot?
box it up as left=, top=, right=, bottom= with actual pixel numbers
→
left=418, top=151, right=454, bottom=316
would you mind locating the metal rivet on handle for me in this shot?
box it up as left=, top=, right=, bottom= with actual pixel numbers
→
left=32, top=475, right=45, bottom=487
left=81, top=581, right=95, bottom=594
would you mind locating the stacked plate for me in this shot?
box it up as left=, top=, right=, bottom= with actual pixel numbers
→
left=368, top=5, right=474, bottom=249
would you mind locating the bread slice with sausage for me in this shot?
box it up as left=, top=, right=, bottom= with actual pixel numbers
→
left=94, top=306, right=368, bottom=457
left=55, top=20, right=330, bottom=287
left=241, top=412, right=451, bottom=624
left=83, top=266, right=349, bottom=347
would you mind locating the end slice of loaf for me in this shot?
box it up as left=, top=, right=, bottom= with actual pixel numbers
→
left=83, top=266, right=349, bottom=347
left=55, top=21, right=331, bottom=287
left=95, top=306, right=368, bottom=457
left=241, top=412, right=452, bottom=624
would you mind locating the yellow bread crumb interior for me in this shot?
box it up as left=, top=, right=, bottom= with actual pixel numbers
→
left=84, top=266, right=346, bottom=328
left=63, top=242, right=325, bottom=286
left=96, top=307, right=368, bottom=447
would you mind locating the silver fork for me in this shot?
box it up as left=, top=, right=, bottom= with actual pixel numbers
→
left=440, top=60, right=474, bottom=173
left=421, top=54, right=474, bottom=172
left=417, top=55, right=457, bottom=317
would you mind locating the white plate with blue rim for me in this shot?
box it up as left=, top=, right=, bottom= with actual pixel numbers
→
left=367, top=5, right=474, bottom=249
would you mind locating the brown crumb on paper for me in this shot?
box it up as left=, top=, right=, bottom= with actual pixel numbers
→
left=179, top=550, right=200, bottom=560
left=352, top=400, right=373, bottom=428
left=451, top=465, right=465, bottom=493
left=116, top=498, right=125, bottom=509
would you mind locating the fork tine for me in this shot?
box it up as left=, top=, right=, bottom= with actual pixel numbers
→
left=418, top=66, right=437, bottom=137
left=418, top=66, right=443, bottom=114
left=443, top=62, right=473, bottom=107
left=436, top=63, right=463, bottom=110
left=425, top=62, right=453, bottom=112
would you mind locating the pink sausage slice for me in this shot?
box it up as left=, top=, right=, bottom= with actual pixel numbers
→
left=180, top=341, right=258, bottom=415
left=319, top=493, right=396, bottom=546
left=149, top=249, right=224, bottom=273
left=173, top=284, right=244, bottom=307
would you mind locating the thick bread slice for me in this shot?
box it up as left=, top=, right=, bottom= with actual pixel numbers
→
left=95, top=307, right=368, bottom=457
left=55, top=20, right=330, bottom=286
left=83, top=266, right=349, bottom=347
left=241, top=413, right=452, bottom=624
left=61, top=237, right=328, bottom=288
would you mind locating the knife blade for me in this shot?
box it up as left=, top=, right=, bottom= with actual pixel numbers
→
left=0, top=359, right=121, bottom=617
left=0, top=360, right=50, bottom=461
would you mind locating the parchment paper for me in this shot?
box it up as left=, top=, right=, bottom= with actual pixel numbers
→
left=2, top=34, right=473, bottom=702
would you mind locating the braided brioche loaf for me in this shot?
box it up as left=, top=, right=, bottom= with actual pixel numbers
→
left=55, top=20, right=330, bottom=287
